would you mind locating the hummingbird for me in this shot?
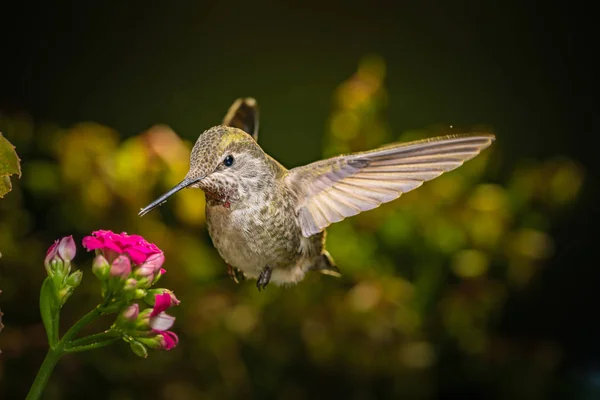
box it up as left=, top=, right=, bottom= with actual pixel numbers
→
left=139, top=98, right=495, bottom=290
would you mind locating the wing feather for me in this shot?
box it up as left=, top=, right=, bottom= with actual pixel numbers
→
left=286, top=134, right=495, bottom=237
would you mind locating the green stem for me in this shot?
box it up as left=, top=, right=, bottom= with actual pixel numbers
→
left=26, top=306, right=105, bottom=400
left=65, top=338, right=119, bottom=353
left=61, top=307, right=103, bottom=342
left=68, top=331, right=113, bottom=348
left=25, top=344, right=63, bottom=400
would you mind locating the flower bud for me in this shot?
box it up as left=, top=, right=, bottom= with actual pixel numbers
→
left=139, top=253, right=165, bottom=273
left=158, top=331, right=179, bottom=350
left=123, top=278, right=137, bottom=292
left=110, top=255, right=131, bottom=278
left=92, top=255, right=110, bottom=279
left=134, top=264, right=154, bottom=278
left=44, top=240, right=59, bottom=274
left=57, top=236, right=76, bottom=262
left=66, top=270, right=83, bottom=288
left=120, top=303, right=139, bottom=322
left=50, top=259, right=67, bottom=287
left=135, top=275, right=154, bottom=290
left=129, top=340, right=148, bottom=358
left=125, top=303, right=140, bottom=320
left=138, top=331, right=178, bottom=350
left=135, top=309, right=152, bottom=330
left=134, top=289, right=146, bottom=299
left=145, top=289, right=180, bottom=307
left=58, top=286, right=74, bottom=305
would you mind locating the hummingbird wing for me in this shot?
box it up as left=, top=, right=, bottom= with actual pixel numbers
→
left=286, top=134, right=495, bottom=237
left=222, top=98, right=260, bottom=141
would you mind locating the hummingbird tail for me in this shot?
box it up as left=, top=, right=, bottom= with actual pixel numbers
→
left=309, top=250, right=341, bottom=278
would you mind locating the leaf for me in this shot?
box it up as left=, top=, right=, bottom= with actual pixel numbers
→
left=0, top=132, right=21, bottom=198
left=40, top=278, right=60, bottom=346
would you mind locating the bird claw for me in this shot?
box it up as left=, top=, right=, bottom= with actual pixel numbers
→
left=256, top=266, right=272, bottom=291
left=227, top=264, right=244, bottom=284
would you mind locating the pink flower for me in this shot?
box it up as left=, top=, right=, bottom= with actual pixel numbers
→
left=157, top=331, right=179, bottom=350
left=110, top=255, right=132, bottom=278
left=150, top=292, right=179, bottom=316
left=148, top=292, right=179, bottom=332
left=82, top=230, right=163, bottom=266
left=45, top=236, right=77, bottom=270
left=57, top=236, right=76, bottom=262
left=45, top=240, right=59, bottom=267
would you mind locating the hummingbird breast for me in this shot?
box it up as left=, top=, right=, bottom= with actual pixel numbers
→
left=206, top=182, right=317, bottom=284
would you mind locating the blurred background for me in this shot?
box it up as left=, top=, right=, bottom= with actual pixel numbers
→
left=0, top=1, right=596, bottom=399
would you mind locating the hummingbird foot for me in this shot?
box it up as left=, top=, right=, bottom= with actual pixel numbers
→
left=227, top=264, right=245, bottom=284
left=256, top=266, right=272, bottom=291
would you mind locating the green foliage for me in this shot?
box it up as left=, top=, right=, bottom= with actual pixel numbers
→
left=0, top=132, right=21, bottom=198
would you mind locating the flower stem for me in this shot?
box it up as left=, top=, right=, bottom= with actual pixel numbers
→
left=26, top=306, right=105, bottom=400
left=61, top=307, right=103, bottom=342
left=67, top=331, right=113, bottom=347
left=65, top=338, right=119, bottom=353
left=25, top=344, right=63, bottom=400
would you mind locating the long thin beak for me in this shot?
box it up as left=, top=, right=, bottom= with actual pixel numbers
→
left=138, top=177, right=201, bottom=217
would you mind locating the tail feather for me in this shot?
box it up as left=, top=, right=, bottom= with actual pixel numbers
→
left=309, top=251, right=341, bottom=277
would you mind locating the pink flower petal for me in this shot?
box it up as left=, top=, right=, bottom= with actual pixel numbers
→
left=46, top=240, right=59, bottom=256
left=122, top=304, right=139, bottom=321
left=159, top=331, right=179, bottom=350
left=151, top=292, right=173, bottom=316
left=149, top=312, right=175, bottom=331
left=57, top=236, right=76, bottom=262
left=82, top=236, right=103, bottom=251
left=135, top=263, right=155, bottom=277
left=125, top=247, right=148, bottom=264
left=140, top=252, right=165, bottom=273
left=102, top=240, right=124, bottom=253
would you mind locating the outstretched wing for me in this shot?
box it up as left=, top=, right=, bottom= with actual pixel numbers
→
left=222, top=97, right=259, bottom=141
left=286, top=134, right=495, bottom=237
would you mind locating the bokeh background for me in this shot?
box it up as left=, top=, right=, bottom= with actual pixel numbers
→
left=0, top=1, right=596, bottom=399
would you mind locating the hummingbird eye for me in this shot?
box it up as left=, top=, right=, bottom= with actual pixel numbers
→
left=223, top=155, right=234, bottom=167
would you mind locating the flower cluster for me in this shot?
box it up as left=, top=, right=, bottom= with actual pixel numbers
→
left=83, top=231, right=167, bottom=301
left=116, top=290, right=180, bottom=356
left=42, top=230, right=180, bottom=359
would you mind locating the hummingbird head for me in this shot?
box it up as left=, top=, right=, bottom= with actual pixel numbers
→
left=139, top=125, right=272, bottom=216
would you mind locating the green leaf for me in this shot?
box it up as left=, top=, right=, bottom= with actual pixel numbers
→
left=0, top=132, right=21, bottom=198
left=40, top=278, right=60, bottom=347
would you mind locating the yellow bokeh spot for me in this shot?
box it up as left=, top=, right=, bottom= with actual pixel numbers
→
left=511, top=228, right=553, bottom=260
left=349, top=282, right=381, bottom=312
left=549, top=159, right=584, bottom=206
left=329, top=111, right=360, bottom=141
left=225, top=304, right=258, bottom=335
left=451, top=249, right=489, bottom=279
left=469, top=184, right=508, bottom=212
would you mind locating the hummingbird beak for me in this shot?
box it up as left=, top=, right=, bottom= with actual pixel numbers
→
left=138, top=177, right=202, bottom=217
